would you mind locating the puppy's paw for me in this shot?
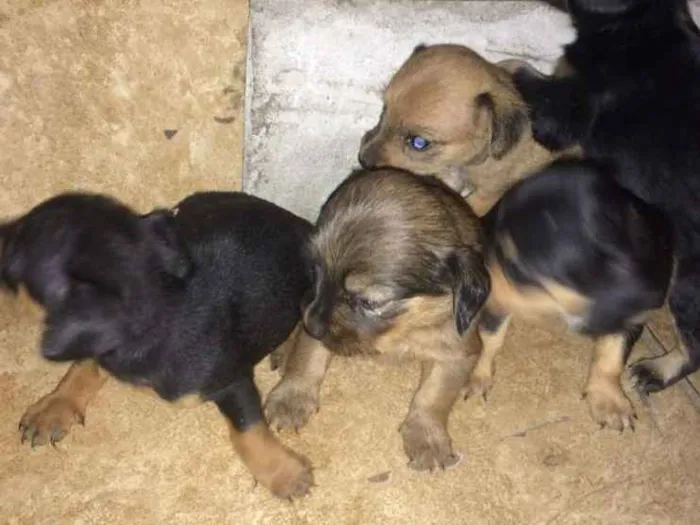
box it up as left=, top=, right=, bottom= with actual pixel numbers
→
left=19, top=394, right=84, bottom=447
left=583, top=382, right=636, bottom=432
left=265, top=382, right=319, bottom=432
left=629, top=359, right=667, bottom=396
left=465, top=369, right=493, bottom=403
left=400, top=413, right=461, bottom=472
left=264, top=446, right=314, bottom=499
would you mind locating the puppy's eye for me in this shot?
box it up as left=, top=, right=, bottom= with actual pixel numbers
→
left=407, top=135, right=431, bottom=151
left=357, top=297, right=379, bottom=310
left=346, top=293, right=379, bottom=312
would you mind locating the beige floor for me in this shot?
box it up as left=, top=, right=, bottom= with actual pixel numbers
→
left=1, top=2, right=699, bottom=524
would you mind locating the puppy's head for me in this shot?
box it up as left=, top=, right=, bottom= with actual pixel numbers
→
left=0, top=193, right=192, bottom=361
left=358, top=44, right=528, bottom=196
left=302, top=168, right=490, bottom=355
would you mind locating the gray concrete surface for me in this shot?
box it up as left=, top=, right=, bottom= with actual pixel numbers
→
left=243, top=0, right=573, bottom=220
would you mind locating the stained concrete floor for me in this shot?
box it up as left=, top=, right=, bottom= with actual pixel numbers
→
left=1, top=1, right=700, bottom=524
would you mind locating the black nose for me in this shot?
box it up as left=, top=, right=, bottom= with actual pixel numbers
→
left=303, top=313, right=327, bottom=339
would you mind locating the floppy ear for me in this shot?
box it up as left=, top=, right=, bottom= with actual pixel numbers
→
left=475, top=92, right=528, bottom=160
left=301, top=244, right=334, bottom=340
left=411, top=43, right=427, bottom=56
left=447, top=248, right=491, bottom=335
left=140, top=210, right=192, bottom=279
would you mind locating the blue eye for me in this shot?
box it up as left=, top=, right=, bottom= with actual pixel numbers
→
left=408, top=135, right=430, bottom=151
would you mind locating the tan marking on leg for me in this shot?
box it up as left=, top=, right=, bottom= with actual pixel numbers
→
left=265, top=330, right=332, bottom=431
left=467, top=312, right=512, bottom=400
left=16, top=285, right=44, bottom=320
left=228, top=420, right=313, bottom=499
left=585, top=334, right=636, bottom=431
left=19, top=360, right=108, bottom=446
left=487, top=260, right=590, bottom=327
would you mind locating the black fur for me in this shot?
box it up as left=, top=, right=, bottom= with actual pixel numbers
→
left=483, top=159, right=674, bottom=337
left=0, top=192, right=312, bottom=430
left=512, top=0, right=700, bottom=392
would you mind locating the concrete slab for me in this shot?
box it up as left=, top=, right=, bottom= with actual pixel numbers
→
left=243, top=0, right=574, bottom=221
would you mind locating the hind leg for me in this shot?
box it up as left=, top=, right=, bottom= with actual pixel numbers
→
left=585, top=327, right=641, bottom=431
left=631, top=261, right=700, bottom=394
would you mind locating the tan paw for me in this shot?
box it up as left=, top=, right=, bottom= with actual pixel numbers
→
left=19, top=394, right=84, bottom=447
left=265, top=447, right=315, bottom=499
left=465, top=369, right=493, bottom=403
left=400, top=413, right=462, bottom=472
left=265, top=381, right=319, bottom=432
left=584, top=382, right=636, bottom=432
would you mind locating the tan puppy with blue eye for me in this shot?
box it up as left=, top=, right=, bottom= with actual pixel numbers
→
left=358, top=44, right=578, bottom=216
left=265, top=167, right=490, bottom=472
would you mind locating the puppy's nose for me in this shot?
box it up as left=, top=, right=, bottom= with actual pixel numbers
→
left=358, top=146, right=379, bottom=169
left=303, top=313, right=327, bottom=340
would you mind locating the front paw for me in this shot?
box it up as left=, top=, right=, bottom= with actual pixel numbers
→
left=400, top=413, right=462, bottom=472
left=19, top=394, right=85, bottom=447
left=265, top=381, right=319, bottom=432
left=465, top=369, right=493, bottom=403
left=265, top=446, right=314, bottom=499
left=583, top=382, right=636, bottom=432
left=629, top=357, right=673, bottom=396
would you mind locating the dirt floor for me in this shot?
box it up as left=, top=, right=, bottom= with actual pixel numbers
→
left=1, top=1, right=699, bottom=524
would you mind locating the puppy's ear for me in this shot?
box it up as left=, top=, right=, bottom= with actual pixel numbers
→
left=301, top=245, right=333, bottom=340
left=475, top=92, right=528, bottom=160
left=447, top=248, right=490, bottom=335
left=411, top=43, right=427, bottom=56
left=140, top=210, right=192, bottom=279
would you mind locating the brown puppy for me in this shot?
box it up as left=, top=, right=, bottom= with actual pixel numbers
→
left=358, top=44, right=578, bottom=216
left=265, top=168, right=490, bottom=471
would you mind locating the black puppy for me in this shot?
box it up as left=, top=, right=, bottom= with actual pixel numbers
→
left=1, top=191, right=314, bottom=498
left=511, top=0, right=700, bottom=394
left=470, top=159, right=674, bottom=430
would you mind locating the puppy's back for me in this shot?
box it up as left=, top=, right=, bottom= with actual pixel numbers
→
left=485, top=159, right=674, bottom=332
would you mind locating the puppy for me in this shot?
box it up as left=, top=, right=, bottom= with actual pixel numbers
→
left=2, top=191, right=314, bottom=498
left=511, top=0, right=700, bottom=395
left=357, top=43, right=578, bottom=216
left=471, top=159, right=674, bottom=430
left=265, top=168, right=489, bottom=471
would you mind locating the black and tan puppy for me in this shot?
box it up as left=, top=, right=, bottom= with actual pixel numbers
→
left=265, top=168, right=489, bottom=471
left=510, top=0, right=700, bottom=395
left=1, top=191, right=314, bottom=498
left=471, top=159, right=674, bottom=430
left=357, top=44, right=578, bottom=216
